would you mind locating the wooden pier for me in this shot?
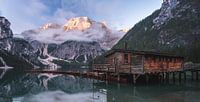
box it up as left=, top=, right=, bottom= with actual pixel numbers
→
left=25, top=49, right=200, bottom=84
left=25, top=66, right=200, bottom=85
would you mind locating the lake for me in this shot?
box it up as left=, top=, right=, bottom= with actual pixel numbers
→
left=5, top=73, right=199, bottom=102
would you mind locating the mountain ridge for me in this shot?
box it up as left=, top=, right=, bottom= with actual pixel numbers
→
left=113, top=0, right=200, bottom=62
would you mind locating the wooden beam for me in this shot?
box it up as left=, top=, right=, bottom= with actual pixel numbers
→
left=133, top=74, right=140, bottom=84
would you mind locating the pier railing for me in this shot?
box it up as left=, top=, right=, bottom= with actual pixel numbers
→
left=93, top=63, right=185, bottom=74
left=93, top=64, right=144, bottom=74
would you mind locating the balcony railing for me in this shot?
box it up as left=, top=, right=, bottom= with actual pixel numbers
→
left=93, top=64, right=143, bottom=74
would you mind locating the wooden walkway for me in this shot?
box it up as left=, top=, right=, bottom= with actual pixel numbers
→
left=25, top=64, right=200, bottom=84
left=25, top=70, right=129, bottom=83
left=25, top=70, right=95, bottom=77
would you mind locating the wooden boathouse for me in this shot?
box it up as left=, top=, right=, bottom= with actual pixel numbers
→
left=93, top=49, right=184, bottom=84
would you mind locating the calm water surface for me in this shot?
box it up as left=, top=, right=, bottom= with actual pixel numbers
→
left=12, top=75, right=200, bottom=102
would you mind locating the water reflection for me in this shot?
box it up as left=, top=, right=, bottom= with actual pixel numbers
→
left=94, top=81, right=200, bottom=102
left=20, top=91, right=106, bottom=102
left=11, top=75, right=200, bottom=102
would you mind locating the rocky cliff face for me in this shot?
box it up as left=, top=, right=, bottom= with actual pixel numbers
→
left=114, top=0, right=200, bottom=62
left=51, top=41, right=104, bottom=63
left=153, top=0, right=179, bottom=28
left=0, top=17, right=13, bottom=39
left=20, top=17, right=117, bottom=65
left=0, top=17, right=42, bottom=67
left=0, top=16, right=44, bottom=80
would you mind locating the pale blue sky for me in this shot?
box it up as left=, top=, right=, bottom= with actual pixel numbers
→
left=0, top=0, right=162, bottom=33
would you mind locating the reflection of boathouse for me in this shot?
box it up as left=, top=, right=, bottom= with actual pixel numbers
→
left=93, top=48, right=184, bottom=83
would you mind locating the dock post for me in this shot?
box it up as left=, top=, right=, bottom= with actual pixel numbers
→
left=159, top=73, right=162, bottom=83
left=179, top=72, right=182, bottom=83
left=133, top=74, right=136, bottom=84
left=145, top=73, right=149, bottom=84
left=173, top=72, right=175, bottom=83
left=191, top=71, right=194, bottom=81
left=196, top=71, right=199, bottom=81
left=183, top=72, right=186, bottom=82
left=166, top=72, right=169, bottom=83
left=117, top=73, right=120, bottom=82
left=106, top=72, right=108, bottom=85
left=97, top=72, right=99, bottom=82
left=162, top=72, right=165, bottom=83
left=118, top=83, right=120, bottom=90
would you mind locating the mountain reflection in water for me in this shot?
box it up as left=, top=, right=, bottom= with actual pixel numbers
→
left=11, top=74, right=200, bottom=102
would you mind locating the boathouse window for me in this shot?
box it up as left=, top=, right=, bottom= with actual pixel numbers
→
left=132, top=55, right=143, bottom=66
left=124, top=54, right=129, bottom=64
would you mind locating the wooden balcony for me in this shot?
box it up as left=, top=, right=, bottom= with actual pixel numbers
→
left=93, top=64, right=144, bottom=74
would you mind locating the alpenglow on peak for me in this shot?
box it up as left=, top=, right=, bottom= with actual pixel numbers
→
left=64, top=17, right=92, bottom=31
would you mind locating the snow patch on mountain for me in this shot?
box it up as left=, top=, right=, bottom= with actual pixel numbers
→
left=38, top=73, right=61, bottom=90
left=153, top=0, right=179, bottom=28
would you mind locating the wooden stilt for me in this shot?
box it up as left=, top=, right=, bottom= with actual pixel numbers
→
left=179, top=72, right=182, bottom=83
left=117, top=73, right=120, bottom=82
left=97, top=72, right=100, bottom=82
left=162, top=73, right=165, bottom=83
left=166, top=72, right=169, bottom=83
left=173, top=72, right=175, bottom=83
left=159, top=73, right=162, bottom=83
left=133, top=74, right=140, bottom=84
left=196, top=71, right=199, bottom=81
left=117, top=83, right=120, bottom=89
left=191, top=71, right=194, bottom=81
left=133, top=86, right=136, bottom=96
left=133, top=74, right=136, bottom=84
left=145, top=74, right=149, bottom=84
left=183, top=72, right=186, bottom=82
left=106, top=73, right=108, bottom=84
left=105, top=73, right=108, bottom=80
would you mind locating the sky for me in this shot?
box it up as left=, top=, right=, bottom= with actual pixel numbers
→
left=0, top=0, right=162, bottom=34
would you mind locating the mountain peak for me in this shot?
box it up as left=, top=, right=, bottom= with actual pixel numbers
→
left=21, top=16, right=126, bottom=49
left=0, top=16, right=13, bottom=39
left=64, top=16, right=92, bottom=31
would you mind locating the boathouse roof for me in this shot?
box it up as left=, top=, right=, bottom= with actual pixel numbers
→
left=105, top=49, right=184, bottom=58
